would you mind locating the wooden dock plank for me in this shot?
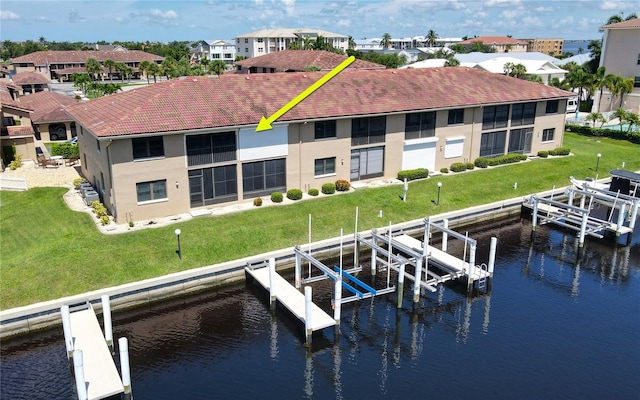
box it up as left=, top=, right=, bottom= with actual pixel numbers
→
left=246, top=267, right=336, bottom=331
left=394, top=235, right=468, bottom=275
left=69, top=307, right=123, bottom=400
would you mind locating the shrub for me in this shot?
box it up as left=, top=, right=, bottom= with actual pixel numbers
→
left=474, top=157, right=489, bottom=168
left=91, top=200, right=107, bottom=217
left=270, top=192, right=283, bottom=203
left=73, top=178, right=85, bottom=190
left=8, top=154, right=22, bottom=170
left=565, top=123, right=640, bottom=145
left=537, top=151, right=549, bottom=158
left=50, top=143, right=79, bottom=159
left=100, top=216, right=110, bottom=225
left=397, top=168, right=429, bottom=181
left=549, top=147, right=570, bottom=156
left=308, top=188, right=319, bottom=196
left=128, top=220, right=134, bottom=227
left=286, top=189, right=303, bottom=200
left=253, top=197, right=263, bottom=206
left=450, top=162, right=467, bottom=173
left=335, top=180, right=351, bottom=191
left=440, top=168, right=449, bottom=174
left=321, top=183, right=336, bottom=194
left=465, top=162, right=475, bottom=170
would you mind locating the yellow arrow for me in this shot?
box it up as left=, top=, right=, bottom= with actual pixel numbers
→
left=256, top=56, right=356, bottom=132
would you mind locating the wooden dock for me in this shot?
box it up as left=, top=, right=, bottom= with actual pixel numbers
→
left=246, top=267, right=336, bottom=332
left=68, top=305, right=124, bottom=400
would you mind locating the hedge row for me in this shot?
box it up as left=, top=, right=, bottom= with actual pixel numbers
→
left=565, top=123, right=640, bottom=145
left=397, top=168, right=429, bottom=181
left=50, top=143, right=79, bottom=159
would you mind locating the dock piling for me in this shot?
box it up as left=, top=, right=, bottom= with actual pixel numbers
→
left=119, top=337, right=132, bottom=399
left=61, top=305, right=73, bottom=360
left=101, top=295, right=113, bottom=352
left=333, top=277, right=342, bottom=324
left=73, top=349, right=87, bottom=400
left=295, top=247, right=301, bottom=289
left=268, top=258, right=277, bottom=307
left=304, top=287, right=313, bottom=345
left=488, top=237, right=497, bottom=275
left=442, top=219, right=448, bottom=252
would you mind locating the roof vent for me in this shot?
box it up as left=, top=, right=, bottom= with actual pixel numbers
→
left=192, top=78, right=198, bottom=82
left=245, top=76, right=250, bottom=80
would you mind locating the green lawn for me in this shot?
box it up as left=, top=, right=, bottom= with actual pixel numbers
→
left=1, top=132, right=638, bottom=310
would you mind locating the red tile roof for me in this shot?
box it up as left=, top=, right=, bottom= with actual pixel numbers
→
left=66, top=67, right=575, bottom=138
left=1, top=87, right=32, bottom=112
left=10, top=50, right=164, bottom=66
left=11, top=72, right=50, bottom=85
left=236, top=50, right=385, bottom=71
left=601, top=18, right=640, bottom=29
left=15, top=91, right=76, bottom=123
left=458, top=36, right=528, bottom=45
left=6, top=125, right=35, bottom=137
left=1, top=81, right=20, bottom=92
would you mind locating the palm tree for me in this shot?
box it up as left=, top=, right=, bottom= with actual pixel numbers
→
left=161, top=58, right=177, bottom=79
left=103, top=59, right=116, bottom=83
left=610, top=108, right=628, bottom=131
left=139, top=60, right=152, bottom=83
left=626, top=112, right=640, bottom=133
left=301, top=37, right=314, bottom=50
left=115, top=62, right=128, bottom=83
left=147, top=63, right=161, bottom=83
left=210, top=60, right=226, bottom=76
left=381, top=33, right=392, bottom=49
left=70, top=73, right=90, bottom=95
left=85, top=58, right=102, bottom=81
left=504, top=62, right=527, bottom=79
left=586, top=112, right=606, bottom=127
left=566, top=66, right=590, bottom=109
left=444, top=57, right=460, bottom=67
left=578, top=47, right=584, bottom=54
left=425, top=30, right=439, bottom=47
left=616, top=77, right=634, bottom=108
left=348, top=36, right=356, bottom=50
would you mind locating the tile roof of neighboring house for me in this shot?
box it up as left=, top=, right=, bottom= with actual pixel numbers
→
left=601, top=18, right=640, bottom=29
left=0, top=64, right=10, bottom=74
left=6, top=125, right=35, bottom=137
left=236, top=28, right=348, bottom=38
left=10, top=50, right=164, bottom=66
left=458, top=36, right=528, bottom=45
left=11, top=72, right=50, bottom=85
left=15, top=91, right=76, bottom=123
left=1, top=87, right=32, bottom=112
left=1, top=81, right=20, bottom=92
left=235, top=50, right=385, bottom=71
left=66, top=67, right=575, bottom=138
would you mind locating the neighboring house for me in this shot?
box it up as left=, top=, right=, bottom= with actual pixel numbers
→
left=88, top=44, right=128, bottom=51
left=0, top=84, right=36, bottom=165
left=0, top=64, right=10, bottom=80
left=10, top=71, right=50, bottom=95
left=526, top=38, right=564, bottom=55
left=193, top=40, right=236, bottom=67
left=594, top=18, right=640, bottom=114
left=234, top=28, right=349, bottom=58
left=235, top=50, right=385, bottom=73
left=66, top=68, right=574, bottom=223
left=15, top=91, right=77, bottom=141
left=458, top=36, right=528, bottom=53
left=554, top=53, right=592, bottom=67
left=354, top=39, right=383, bottom=52
left=9, top=50, right=164, bottom=82
left=473, top=57, right=567, bottom=84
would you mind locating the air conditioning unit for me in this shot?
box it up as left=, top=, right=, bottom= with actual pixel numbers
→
left=80, top=183, right=94, bottom=198
left=85, top=190, right=99, bottom=206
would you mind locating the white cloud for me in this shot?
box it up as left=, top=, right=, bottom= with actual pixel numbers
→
left=522, top=16, right=543, bottom=27
left=534, top=6, right=553, bottom=12
left=600, top=1, right=619, bottom=10
left=484, top=0, right=522, bottom=7
left=501, top=9, right=524, bottom=19
left=337, top=19, right=350, bottom=27
left=0, top=10, right=20, bottom=20
left=282, top=0, right=295, bottom=16
left=255, top=0, right=263, bottom=4
left=68, top=9, right=87, bottom=23
left=149, top=9, right=178, bottom=20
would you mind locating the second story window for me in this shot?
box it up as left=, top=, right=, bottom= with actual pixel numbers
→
left=315, top=120, right=336, bottom=140
left=511, top=102, right=536, bottom=126
left=546, top=100, right=559, bottom=114
left=132, top=136, right=164, bottom=160
left=482, top=105, right=509, bottom=130
left=351, top=116, right=386, bottom=146
left=186, top=131, right=236, bottom=166
left=405, top=111, right=435, bottom=139
left=447, top=108, right=464, bottom=125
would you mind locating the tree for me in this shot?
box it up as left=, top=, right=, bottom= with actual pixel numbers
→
left=301, top=36, right=314, bottom=50
left=115, top=62, right=129, bottom=83
left=381, top=33, right=392, bottom=49
left=504, top=62, right=527, bottom=79
left=103, top=59, right=116, bottom=83
left=147, top=62, right=161, bottom=83
left=444, top=57, right=460, bottom=67
left=524, top=75, right=543, bottom=83
left=625, top=112, right=640, bottom=133
left=610, top=108, right=628, bottom=130
left=425, top=30, right=439, bottom=47
left=348, top=36, right=356, bottom=50
left=586, top=112, right=606, bottom=127
left=70, top=73, right=90, bottom=95
left=85, top=58, right=102, bottom=81
left=139, top=60, right=152, bottom=84
left=210, top=60, right=226, bottom=76
left=161, top=58, right=178, bottom=79
left=616, top=77, right=634, bottom=108
left=565, top=66, right=590, bottom=108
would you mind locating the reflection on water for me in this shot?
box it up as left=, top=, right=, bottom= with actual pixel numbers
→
left=2, top=216, right=639, bottom=400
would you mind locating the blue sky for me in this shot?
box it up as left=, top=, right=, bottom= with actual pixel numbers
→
left=1, top=0, right=636, bottom=43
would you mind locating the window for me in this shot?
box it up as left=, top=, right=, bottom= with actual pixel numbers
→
left=186, top=131, right=236, bottom=166
left=188, top=165, right=237, bottom=207
left=314, top=157, right=336, bottom=176
left=258, top=47, right=263, bottom=53
left=482, top=105, right=509, bottom=130
left=511, top=102, right=536, bottom=126
left=405, top=112, right=435, bottom=139
left=245, top=48, right=249, bottom=53
left=637, top=53, right=640, bottom=65
left=634, top=77, right=640, bottom=88
left=315, top=120, right=336, bottom=140
left=257, top=38, right=263, bottom=43
left=242, top=158, right=286, bottom=196
left=351, top=116, right=386, bottom=146
left=132, top=136, right=164, bottom=160
left=542, top=128, right=555, bottom=142
left=508, top=128, right=532, bottom=153
left=479, top=131, right=506, bottom=157
left=212, top=53, right=221, bottom=59
left=136, top=180, right=167, bottom=202
left=244, top=38, right=248, bottom=43
left=350, top=147, right=384, bottom=181
left=546, top=100, right=559, bottom=114
left=224, top=53, right=232, bottom=59
left=97, top=139, right=101, bottom=152
left=447, top=109, right=464, bottom=125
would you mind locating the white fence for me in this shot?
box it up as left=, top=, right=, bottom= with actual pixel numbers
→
left=0, top=176, right=28, bottom=191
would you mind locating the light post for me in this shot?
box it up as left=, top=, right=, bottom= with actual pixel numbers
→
left=175, top=229, right=182, bottom=260
left=437, top=182, right=442, bottom=206
left=595, top=153, right=602, bottom=173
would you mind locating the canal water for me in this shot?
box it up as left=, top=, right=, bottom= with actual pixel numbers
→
left=2, top=215, right=639, bottom=400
